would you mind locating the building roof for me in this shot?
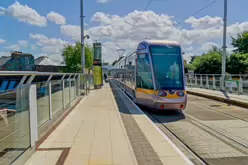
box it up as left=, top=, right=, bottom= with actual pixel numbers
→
left=35, top=56, right=60, bottom=66
left=0, top=56, right=11, bottom=66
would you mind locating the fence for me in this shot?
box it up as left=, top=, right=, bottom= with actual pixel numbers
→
left=0, top=71, right=93, bottom=165
left=186, top=74, right=248, bottom=95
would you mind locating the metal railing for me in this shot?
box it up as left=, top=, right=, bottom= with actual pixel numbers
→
left=186, top=74, right=248, bottom=95
left=0, top=71, right=93, bottom=164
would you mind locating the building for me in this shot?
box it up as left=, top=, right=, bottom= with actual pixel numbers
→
left=0, top=51, right=35, bottom=71
left=35, top=56, right=65, bottom=72
left=0, top=52, right=65, bottom=72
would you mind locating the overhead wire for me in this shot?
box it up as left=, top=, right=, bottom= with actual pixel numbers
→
left=118, top=0, right=218, bottom=59
left=120, top=0, right=155, bottom=54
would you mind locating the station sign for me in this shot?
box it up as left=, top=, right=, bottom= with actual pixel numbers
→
left=93, top=43, right=102, bottom=60
left=225, top=80, right=239, bottom=88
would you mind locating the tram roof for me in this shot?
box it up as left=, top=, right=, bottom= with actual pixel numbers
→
left=142, top=40, right=180, bottom=46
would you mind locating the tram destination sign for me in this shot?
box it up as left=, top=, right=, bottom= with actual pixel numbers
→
left=93, top=43, right=102, bottom=60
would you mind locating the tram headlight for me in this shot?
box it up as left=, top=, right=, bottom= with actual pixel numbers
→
left=176, top=91, right=184, bottom=97
left=158, top=91, right=167, bottom=96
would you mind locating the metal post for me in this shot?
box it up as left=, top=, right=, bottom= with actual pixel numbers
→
left=62, top=79, right=65, bottom=109
left=69, top=78, right=71, bottom=104
left=200, top=75, right=203, bottom=88
left=80, top=0, right=85, bottom=73
left=213, top=75, right=216, bottom=90
left=239, top=76, right=243, bottom=94
left=48, top=81, right=53, bottom=120
left=29, top=84, right=38, bottom=148
left=221, top=0, right=227, bottom=90
left=206, top=75, right=209, bottom=89
left=195, top=76, right=197, bottom=86
left=229, top=75, right=233, bottom=93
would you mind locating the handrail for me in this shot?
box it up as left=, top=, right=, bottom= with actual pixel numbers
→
left=0, top=71, right=81, bottom=76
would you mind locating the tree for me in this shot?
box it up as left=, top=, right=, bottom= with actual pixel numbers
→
left=227, top=53, right=248, bottom=74
left=189, top=55, right=197, bottom=64
left=231, top=31, right=248, bottom=54
left=62, top=41, right=93, bottom=73
left=190, top=49, right=223, bottom=74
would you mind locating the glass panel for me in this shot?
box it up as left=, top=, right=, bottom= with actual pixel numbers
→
left=0, top=86, right=30, bottom=164
left=136, top=53, right=153, bottom=89
left=36, top=82, right=50, bottom=127
left=70, top=80, right=75, bottom=102
left=150, top=45, right=184, bottom=90
left=80, top=75, right=86, bottom=94
left=64, top=80, right=70, bottom=106
left=51, top=80, right=63, bottom=116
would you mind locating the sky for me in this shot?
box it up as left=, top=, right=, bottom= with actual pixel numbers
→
left=1, top=0, right=248, bottom=63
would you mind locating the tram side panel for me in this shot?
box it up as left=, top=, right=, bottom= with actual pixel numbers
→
left=124, top=53, right=136, bottom=99
left=135, top=51, right=156, bottom=109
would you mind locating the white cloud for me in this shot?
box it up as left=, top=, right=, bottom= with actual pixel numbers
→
left=74, top=11, right=248, bottom=62
left=4, top=44, right=20, bottom=51
left=29, top=33, right=69, bottom=46
left=60, top=25, right=81, bottom=41
left=18, top=40, right=28, bottom=47
left=0, top=39, right=5, bottom=44
left=60, top=25, right=93, bottom=45
left=183, top=53, right=195, bottom=64
left=97, top=0, right=111, bottom=3
left=199, top=42, right=219, bottom=52
left=41, top=46, right=63, bottom=53
left=47, top=11, right=66, bottom=25
left=185, top=16, right=223, bottom=29
left=31, top=44, right=37, bottom=50
left=0, top=52, right=9, bottom=57
left=184, top=46, right=194, bottom=52
left=29, top=33, right=71, bottom=62
left=2, top=1, right=47, bottom=27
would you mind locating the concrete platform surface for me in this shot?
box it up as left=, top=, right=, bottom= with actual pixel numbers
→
left=187, top=88, right=248, bottom=108
left=24, top=83, right=192, bottom=165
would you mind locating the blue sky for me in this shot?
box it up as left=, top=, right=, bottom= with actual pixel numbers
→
left=1, top=0, right=248, bottom=63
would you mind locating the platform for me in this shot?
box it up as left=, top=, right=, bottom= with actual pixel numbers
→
left=187, top=88, right=248, bottom=108
left=24, top=83, right=192, bottom=165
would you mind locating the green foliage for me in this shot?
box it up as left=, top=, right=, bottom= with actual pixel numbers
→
left=189, top=45, right=248, bottom=74
left=189, top=55, right=197, bottom=64
left=191, top=51, right=222, bottom=74
left=62, top=41, right=93, bottom=73
left=231, top=31, right=248, bottom=54
left=85, top=45, right=93, bottom=69
left=227, top=53, right=248, bottom=74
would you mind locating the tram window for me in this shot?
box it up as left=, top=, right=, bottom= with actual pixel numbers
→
left=150, top=45, right=184, bottom=90
left=136, top=53, right=153, bottom=89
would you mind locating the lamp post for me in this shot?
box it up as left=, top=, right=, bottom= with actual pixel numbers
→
left=221, top=0, right=227, bottom=90
left=80, top=0, right=87, bottom=73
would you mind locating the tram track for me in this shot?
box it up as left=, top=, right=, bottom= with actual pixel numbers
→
left=146, top=111, right=208, bottom=165
left=188, top=95, right=248, bottom=123
left=139, top=101, right=248, bottom=165
left=112, top=81, right=248, bottom=165
left=145, top=110, right=248, bottom=165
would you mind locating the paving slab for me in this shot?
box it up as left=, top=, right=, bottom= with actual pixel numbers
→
left=24, top=84, right=137, bottom=165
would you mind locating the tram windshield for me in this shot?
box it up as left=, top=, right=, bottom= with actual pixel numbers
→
left=150, top=45, right=184, bottom=90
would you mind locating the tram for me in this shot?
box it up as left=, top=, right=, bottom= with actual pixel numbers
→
left=112, top=40, right=187, bottom=110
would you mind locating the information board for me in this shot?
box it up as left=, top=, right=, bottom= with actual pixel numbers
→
left=225, top=80, right=239, bottom=88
